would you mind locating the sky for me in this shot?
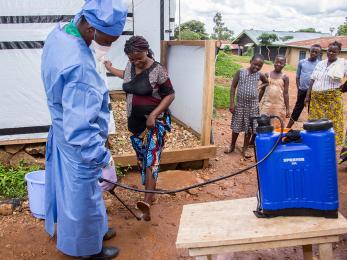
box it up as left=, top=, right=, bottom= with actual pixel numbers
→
left=175, top=0, right=347, bottom=36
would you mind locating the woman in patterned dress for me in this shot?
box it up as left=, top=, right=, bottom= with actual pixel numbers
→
left=225, top=54, right=268, bottom=158
left=305, top=41, right=347, bottom=146
left=105, top=36, right=175, bottom=221
left=339, top=80, right=347, bottom=164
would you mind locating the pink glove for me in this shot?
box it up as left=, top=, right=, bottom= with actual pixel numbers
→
left=99, top=158, right=117, bottom=192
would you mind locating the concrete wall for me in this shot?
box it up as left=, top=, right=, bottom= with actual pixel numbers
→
left=286, top=47, right=347, bottom=67
left=254, top=46, right=287, bottom=61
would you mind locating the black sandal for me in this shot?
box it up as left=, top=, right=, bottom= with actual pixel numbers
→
left=136, top=201, right=151, bottom=221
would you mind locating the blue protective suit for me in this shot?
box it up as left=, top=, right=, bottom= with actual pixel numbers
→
left=41, top=24, right=111, bottom=257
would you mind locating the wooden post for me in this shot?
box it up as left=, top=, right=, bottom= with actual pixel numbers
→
left=318, top=243, right=333, bottom=260
left=302, top=244, right=313, bottom=260
left=201, top=40, right=215, bottom=147
left=160, top=40, right=168, bottom=68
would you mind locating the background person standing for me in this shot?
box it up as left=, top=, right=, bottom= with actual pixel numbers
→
left=287, top=44, right=321, bottom=128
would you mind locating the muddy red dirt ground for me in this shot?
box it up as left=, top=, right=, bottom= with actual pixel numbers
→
left=1, top=65, right=347, bottom=260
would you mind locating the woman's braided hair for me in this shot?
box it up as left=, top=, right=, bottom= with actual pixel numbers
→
left=124, top=36, right=154, bottom=59
left=328, top=41, right=342, bottom=51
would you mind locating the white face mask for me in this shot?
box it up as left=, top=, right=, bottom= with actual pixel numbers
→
left=92, top=40, right=111, bottom=61
left=91, top=30, right=111, bottom=61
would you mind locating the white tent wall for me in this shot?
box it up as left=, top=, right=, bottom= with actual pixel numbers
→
left=115, top=40, right=216, bottom=167
left=167, top=46, right=205, bottom=134
left=0, top=0, right=83, bottom=15
left=0, top=0, right=176, bottom=144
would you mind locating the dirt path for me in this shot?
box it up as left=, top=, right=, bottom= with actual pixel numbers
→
left=1, top=67, right=347, bottom=260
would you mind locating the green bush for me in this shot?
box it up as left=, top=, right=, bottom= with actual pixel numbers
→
left=179, top=30, right=201, bottom=40
left=229, top=54, right=252, bottom=63
left=243, top=47, right=254, bottom=57
left=215, top=52, right=242, bottom=78
left=214, top=85, right=230, bottom=108
left=0, top=163, right=41, bottom=199
left=223, top=45, right=231, bottom=52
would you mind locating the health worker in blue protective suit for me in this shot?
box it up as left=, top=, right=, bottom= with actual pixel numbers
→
left=41, top=0, right=127, bottom=259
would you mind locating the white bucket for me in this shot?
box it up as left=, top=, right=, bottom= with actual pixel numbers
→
left=25, top=170, right=45, bottom=219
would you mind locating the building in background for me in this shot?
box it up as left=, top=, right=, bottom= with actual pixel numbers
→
left=286, top=36, right=347, bottom=67
left=232, top=29, right=330, bottom=62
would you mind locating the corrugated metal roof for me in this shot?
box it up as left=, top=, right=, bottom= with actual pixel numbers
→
left=286, top=36, right=347, bottom=49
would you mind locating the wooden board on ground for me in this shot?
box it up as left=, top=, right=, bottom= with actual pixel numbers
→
left=176, top=197, right=347, bottom=249
left=0, top=138, right=46, bottom=146
left=114, top=145, right=216, bottom=167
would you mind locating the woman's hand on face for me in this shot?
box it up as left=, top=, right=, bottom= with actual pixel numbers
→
left=146, top=114, right=156, bottom=129
left=104, top=60, right=112, bottom=72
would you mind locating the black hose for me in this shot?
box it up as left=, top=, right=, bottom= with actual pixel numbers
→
left=100, top=115, right=284, bottom=195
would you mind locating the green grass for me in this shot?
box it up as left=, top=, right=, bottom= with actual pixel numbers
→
left=214, top=85, right=230, bottom=109
left=0, top=163, right=42, bottom=199
left=228, top=54, right=252, bottom=63
left=260, top=59, right=297, bottom=72
left=215, top=52, right=242, bottom=78
left=284, top=64, right=296, bottom=72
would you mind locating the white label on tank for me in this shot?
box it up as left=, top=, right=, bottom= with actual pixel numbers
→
left=283, top=158, right=305, bottom=165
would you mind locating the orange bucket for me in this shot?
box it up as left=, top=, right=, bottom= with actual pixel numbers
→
left=274, top=128, right=290, bottom=133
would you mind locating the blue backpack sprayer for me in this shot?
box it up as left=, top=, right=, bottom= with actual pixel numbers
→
left=100, top=115, right=339, bottom=220
left=252, top=115, right=339, bottom=218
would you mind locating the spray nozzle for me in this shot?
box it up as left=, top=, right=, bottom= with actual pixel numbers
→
left=250, top=114, right=275, bottom=134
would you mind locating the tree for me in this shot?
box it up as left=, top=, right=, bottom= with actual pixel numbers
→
left=257, top=33, right=279, bottom=60
left=337, top=24, right=347, bottom=35
left=179, top=30, right=201, bottom=40
left=174, top=20, right=208, bottom=40
left=257, top=33, right=279, bottom=45
left=280, top=35, right=294, bottom=42
left=211, top=12, right=234, bottom=41
left=337, top=18, right=347, bottom=35
left=297, top=28, right=318, bottom=33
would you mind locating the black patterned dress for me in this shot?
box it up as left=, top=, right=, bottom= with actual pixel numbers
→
left=231, top=68, right=260, bottom=133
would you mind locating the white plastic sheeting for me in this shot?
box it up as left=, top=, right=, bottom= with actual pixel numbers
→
left=167, top=46, right=206, bottom=134
left=0, top=0, right=176, bottom=142
left=0, top=0, right=83, bottom=15
left=0, top=49, right=50, bottom=128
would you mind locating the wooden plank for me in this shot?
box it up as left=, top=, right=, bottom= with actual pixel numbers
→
left=318, top=243, right=333, bottom=260
left=176, top=197, right=347, bottom=249
left=109, top=90, right=126, bottom=100
left=201, top=40, right=215, bottom=146
left=195, top=256, right=212, bottom=260
left=114, top=145, right=216, bottom=167
left=303, top=244, right=313, bottom=260
left=166, top=40, right=206, bottom=47
left=188, top=236, right=338, bottom=256
left=160, top=40, right=169, bottom=68
left=0, top=138, right=46, bottom=146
